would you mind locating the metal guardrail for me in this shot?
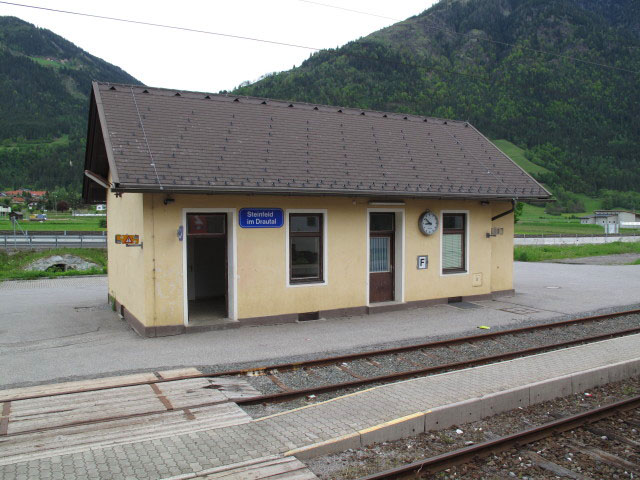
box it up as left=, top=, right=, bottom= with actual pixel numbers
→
left=0, top=230, right=106, bottom=236
left=515, top=232, right=640, bottom=238
left=1, top=234, right=107, bottom=249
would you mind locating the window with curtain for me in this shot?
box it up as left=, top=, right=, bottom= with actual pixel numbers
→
left=289, top=213, right=323, bottom=283
left=442, top=213, right=466, bottom=273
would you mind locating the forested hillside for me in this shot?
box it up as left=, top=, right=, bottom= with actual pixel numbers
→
left=0, top=16, right=138, bottom=191
left=235, top=0, right=640, bottom=209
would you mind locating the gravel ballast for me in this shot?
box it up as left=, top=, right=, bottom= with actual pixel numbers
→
left=306, top=378, right=640, bottom=479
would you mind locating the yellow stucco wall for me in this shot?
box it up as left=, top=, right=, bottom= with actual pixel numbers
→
left=116, top=194, right=514, bottom=327
left=106, top=185, right=146, bottom=322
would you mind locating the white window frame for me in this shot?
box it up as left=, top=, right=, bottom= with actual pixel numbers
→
left=181, top=208, right=238, bottom=324
left=440, top=209, right=470, bottom=276
left=366, top=208, right=405, bottom=305
left=285, top=209, right=328, bottom=288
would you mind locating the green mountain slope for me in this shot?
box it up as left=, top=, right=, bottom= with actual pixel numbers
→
left=235, top=0, right=640, bottom=206
left=492, top=140, right=550, bottom=177
left=0, top=16, right=139, bottom=191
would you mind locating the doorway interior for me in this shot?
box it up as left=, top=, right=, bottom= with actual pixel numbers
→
left=186, top=213, right=229, bottom=326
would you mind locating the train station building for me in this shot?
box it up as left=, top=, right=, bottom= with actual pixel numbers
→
left=83, top=82, right=550, bottom=337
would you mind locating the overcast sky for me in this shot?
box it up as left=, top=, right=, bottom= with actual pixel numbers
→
left=0, top=0, right=437, bottom=93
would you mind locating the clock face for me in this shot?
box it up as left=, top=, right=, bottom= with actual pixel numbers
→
left=419, top=210, right=438, bottom=235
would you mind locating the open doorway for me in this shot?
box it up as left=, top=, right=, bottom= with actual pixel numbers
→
left=186, top=213, right=228, bottom=325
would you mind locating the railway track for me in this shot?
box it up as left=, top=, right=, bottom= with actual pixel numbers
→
left=356, top=394, right=640, bottom=479
left=1, top=308, right=639, bottom=439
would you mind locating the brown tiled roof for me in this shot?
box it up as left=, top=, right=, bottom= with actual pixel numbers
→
left=86, top=82, right=550, bottom=200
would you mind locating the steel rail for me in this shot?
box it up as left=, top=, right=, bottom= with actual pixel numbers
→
left=3, top=325, right=640, bottom=438
left=2, top=307, right=640, bottom=403
left=231, top=325, right=640, bottom=405
left=356, top=395, right=640, bottom=479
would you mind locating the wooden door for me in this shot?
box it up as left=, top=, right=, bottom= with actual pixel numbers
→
left=369, top=213, right=395, bottom=303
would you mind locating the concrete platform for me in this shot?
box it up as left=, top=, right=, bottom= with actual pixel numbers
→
left=0, top=332, right=638, bottom=479
left=0, top=262, right=639, bottom=387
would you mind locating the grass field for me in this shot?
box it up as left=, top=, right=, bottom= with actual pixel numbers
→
left=492, top=140, right=551, bottom=176
left=0, top=134, right=69, bottom=152
left=514, top=201, right=640, bottom=235
left=0, top=213, right=105, bottom=232
left=0, top=248, right=107, bottom=280
left=492, top=140, right=609, bottom=235
left=490, top=139, right=637, bottom=235
left=514, top=242, right=640, bottom=262
left=29, top=56, right=66, bottom=69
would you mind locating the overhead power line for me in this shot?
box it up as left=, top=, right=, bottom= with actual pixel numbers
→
left=0, top=0, right=489, bottom=82
left=294, top=0, right=400, bottom=22
left=0, top=1, right=320, bottom=51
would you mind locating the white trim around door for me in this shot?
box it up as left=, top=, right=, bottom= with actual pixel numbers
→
left=366, top=208, right=405, bottom=306
left=181, top=208, right=238, bottom=325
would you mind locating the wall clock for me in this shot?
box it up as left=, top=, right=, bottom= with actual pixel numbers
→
left=418, top=210, right=438, bottom=235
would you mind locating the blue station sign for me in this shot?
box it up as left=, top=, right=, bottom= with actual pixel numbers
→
left=239, top=208, right=284, bottom=228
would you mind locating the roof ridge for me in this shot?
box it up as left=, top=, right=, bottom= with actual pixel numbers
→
left=94, top=81, right=469, bottom=126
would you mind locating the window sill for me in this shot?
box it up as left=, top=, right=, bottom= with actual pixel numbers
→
left=442, top=269, right=468, bottom=276
left=287, top=280, right=328, bottom=288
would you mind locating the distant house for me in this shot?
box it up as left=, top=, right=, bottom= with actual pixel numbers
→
left=2, top=189, right=48, bottom=199
left=580, top=210, right=640, bottom=232
left=10, top=196, right=24, bottom=204
left=30, top=190, right=48, bottom=199
left=0, top=206, right=10, bottom=216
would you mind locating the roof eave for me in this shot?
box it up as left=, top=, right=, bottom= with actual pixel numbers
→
left=111, top=184, right=551, bottom=201
left=92, top=82, right=120, bottom=184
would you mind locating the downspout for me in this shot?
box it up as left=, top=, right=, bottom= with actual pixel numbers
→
left=492, top=199, right=516, bottom=221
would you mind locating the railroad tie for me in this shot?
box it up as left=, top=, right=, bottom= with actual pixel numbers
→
left=267, top=373, right=292, bottom=392
left=337, top=363, right=366, bottom=380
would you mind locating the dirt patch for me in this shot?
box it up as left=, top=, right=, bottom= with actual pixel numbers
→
left=24, top=254, right=99, bottom=272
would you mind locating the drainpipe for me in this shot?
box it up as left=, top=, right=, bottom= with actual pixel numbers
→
left=492, top=199, right=516, bottom=221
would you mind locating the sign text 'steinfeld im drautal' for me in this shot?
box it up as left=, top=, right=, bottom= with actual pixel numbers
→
left=239, top=208, right=284, bottom=228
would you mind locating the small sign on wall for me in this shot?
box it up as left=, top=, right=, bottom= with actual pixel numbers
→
left=115, top=234, right=140, bottom=245
left=239, top=208, right=284, bottom=228
left=417, top=255, right=428, bottom=270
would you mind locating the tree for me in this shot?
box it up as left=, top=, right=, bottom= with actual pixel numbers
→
left=514, top=202, right=524, bottom=223
left=56, top=200, right=69, bottom=212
